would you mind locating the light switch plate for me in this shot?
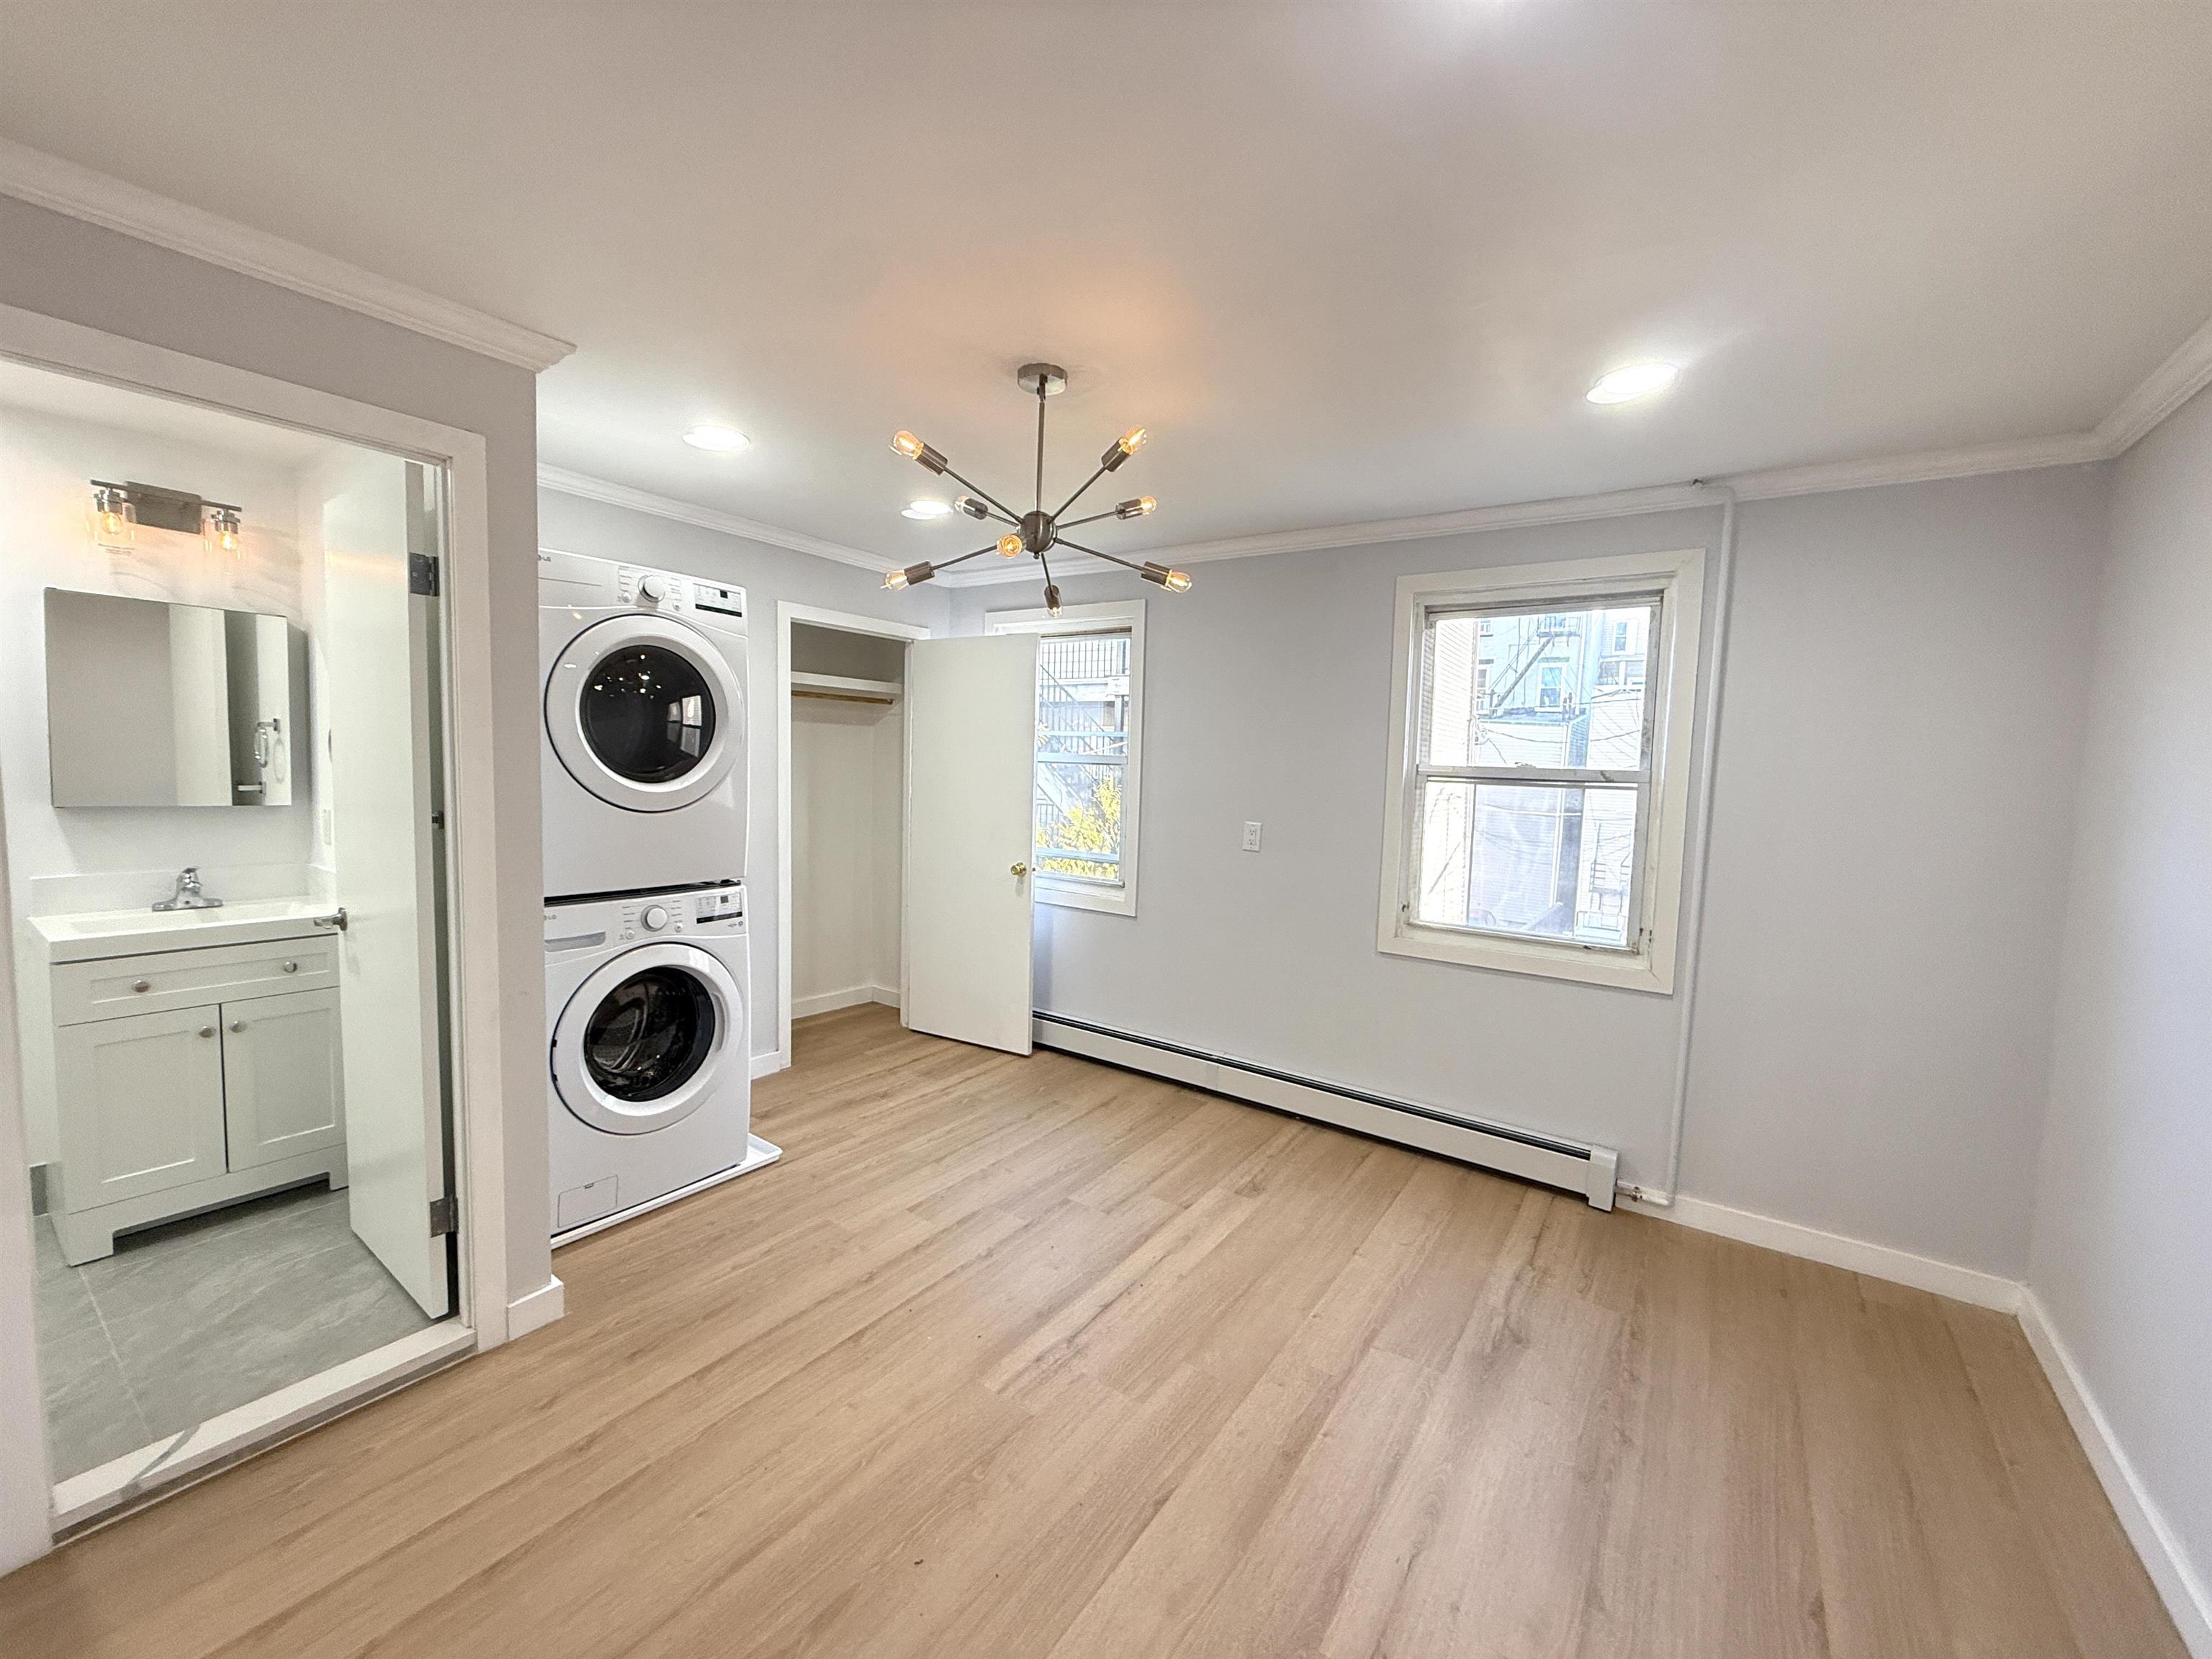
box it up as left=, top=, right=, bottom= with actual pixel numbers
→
left=1241, top=821, right=1263, bottom=852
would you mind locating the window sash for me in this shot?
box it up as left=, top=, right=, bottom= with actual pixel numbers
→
left=1403, top=588, right=1668, bottom=957
left=1033, top=631, right=1130, bottom=887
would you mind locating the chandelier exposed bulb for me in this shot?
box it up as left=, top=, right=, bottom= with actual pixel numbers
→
left=1114, top=496, right=1157, bottom=520
left=956, top=495, right=992, bottom=520
left=891, top=431, right=949, bottom=474
left=997, top=532, right=1024, bottom=557
left=1044, top=583, right=1063, bottom=619
left=1140, top=562, right=1192, bottom=593
left=1099, top=426, right=1148, bottom=473
left=883, top=561, right=935, bottom=590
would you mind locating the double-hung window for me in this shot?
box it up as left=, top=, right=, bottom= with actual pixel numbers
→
left=984, top=598, right=1146, bottom=917
left=1377, top=550, right=1705, bottom=992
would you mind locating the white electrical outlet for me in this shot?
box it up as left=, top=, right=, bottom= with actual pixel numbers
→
left=1241, top=821, right=1263, bottom=852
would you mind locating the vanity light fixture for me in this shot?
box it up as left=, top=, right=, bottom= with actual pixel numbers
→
left=90, top=483, right=136, bottom=550
left=205, top=504, right=243, bottom=558
left=881, top=364, right=1191, bottom=601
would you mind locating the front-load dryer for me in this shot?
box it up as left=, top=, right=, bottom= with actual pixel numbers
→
left=546, top=879, right=779, bottom=1244
left=540, top=549, right=748, bottom=899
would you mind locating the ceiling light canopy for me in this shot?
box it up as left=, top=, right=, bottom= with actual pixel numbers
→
left=683, top=424, right=751, bottom=451
left=1586, top=363, right=1678, bottom=405
left=882, top=364, right=1190, bottom=611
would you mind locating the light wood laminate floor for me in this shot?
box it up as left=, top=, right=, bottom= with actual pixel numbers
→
left=0, top=1004, right=2185, bottom=1658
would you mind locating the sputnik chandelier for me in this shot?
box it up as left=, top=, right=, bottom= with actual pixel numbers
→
left=883, top=362, right=1191, bottom=613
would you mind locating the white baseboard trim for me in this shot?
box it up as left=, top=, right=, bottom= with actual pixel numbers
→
left=751, top=1050, right=787, bottom=1079
left=505, top=1275, right=565, bottom=1341
left=2020, top=1291, right=2212, bottom=1658
left=1621, top=1192, right=2023, bottom=1312
left=791, top=984, right=899, bottom=1020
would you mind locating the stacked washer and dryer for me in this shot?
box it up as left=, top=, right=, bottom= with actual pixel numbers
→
left=539, top=549, right=779, bottom=1244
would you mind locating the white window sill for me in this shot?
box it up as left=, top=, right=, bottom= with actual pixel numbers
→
left=1038, top=878, right=1135, bottom=917
left=1377, top=916, right=1673, bottom=993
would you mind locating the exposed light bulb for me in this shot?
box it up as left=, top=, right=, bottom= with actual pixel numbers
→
left=1141, top=562, right=1193, bottom=593
left=1114, top=495, right=1157, bottom=520
left=206, top=505, right=243, bottom=557
left=956, top=495, right=992, bottom=520
left=1164, top=568, right=1192, bottom=593
left=1118, top=427, right=1148, bottom=455
left=91, top=485, right=135, bottom=551
left=683, top=425, right=750, bottom=451
left=1044, top=583, right=1063, bottom=618
left=902, top=498, right=952, bottom=520
left=892, top=431, right=925, bottom=459
left=1586, top=363, right=1678, bottom=405
left=997, top=532, right=1025, bottom=557
left=883, top=561, right=935, bottom=590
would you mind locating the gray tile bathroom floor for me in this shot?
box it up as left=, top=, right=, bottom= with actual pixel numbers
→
left=35, top=1182, right=438, bottom=1481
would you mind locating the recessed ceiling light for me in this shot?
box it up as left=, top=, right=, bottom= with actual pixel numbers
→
left=902, top=498, right=953, bottom=520
left=1586, top=363, right=1678, bottom=405
left=683, top=425, right=750, bottom=451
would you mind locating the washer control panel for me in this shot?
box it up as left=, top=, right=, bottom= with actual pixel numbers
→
left=546, top=884, right=746, bottom=948
left=613, top=566, right=745, bottom=626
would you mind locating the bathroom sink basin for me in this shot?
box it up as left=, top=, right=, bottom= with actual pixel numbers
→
left=28, top=898, right=338, bottom=963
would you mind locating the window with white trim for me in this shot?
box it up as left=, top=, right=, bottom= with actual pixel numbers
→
left=985, top=598, right=1146, bottom=917
left=1377, top=550, right=1704, bottom=992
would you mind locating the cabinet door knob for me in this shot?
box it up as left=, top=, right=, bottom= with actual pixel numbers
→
left=132, top=980, right=150, bottom=993
left=282, top=960, right=299, bottom=974
left=198, top=1026, right=215, bottom=1038
left=228, top=1021, right=245, bottom=1033
left=1011, top=862, right=1029, bottom=877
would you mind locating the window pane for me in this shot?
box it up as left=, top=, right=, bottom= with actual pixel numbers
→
left=1035, top=758, right=1122, bottom=882
left=1038, top=631, right=1130, bottom=760
left=1416, top=781, right=1639, bottom=948
left=1424, top=603, right=1653, bottom=770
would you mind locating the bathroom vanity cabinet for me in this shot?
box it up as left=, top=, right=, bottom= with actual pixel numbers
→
left=22, top=912, right=347, bottom=1264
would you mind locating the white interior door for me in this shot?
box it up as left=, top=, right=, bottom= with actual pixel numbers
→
left=320, top=453, right=451, bottom=1318
left=903, top=634, right=1038, bottom=1054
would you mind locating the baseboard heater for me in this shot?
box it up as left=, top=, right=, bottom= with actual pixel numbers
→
left=1033, top=1012, right=1618, bottom=1210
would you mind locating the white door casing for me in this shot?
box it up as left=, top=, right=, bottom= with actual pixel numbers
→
left=321, top=451, right=451, bottom=1319
left=902, top=635, right=1038, bottom=1056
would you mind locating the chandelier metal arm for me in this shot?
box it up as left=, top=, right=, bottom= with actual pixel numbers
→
left=935, top=543, right=1004, bottom=573
left=1053, top=536, right=1150, bottom=575
left=1053, top=462, right=1114, bottom=522
left=1053, top=508, right=1124, bottom=531
left=1035, top=384, right=1048, bottom=513
left=938, top=464, right=1022, bottom=525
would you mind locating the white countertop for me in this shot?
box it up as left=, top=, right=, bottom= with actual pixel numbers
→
left=27, top=898, right=338, bottom=965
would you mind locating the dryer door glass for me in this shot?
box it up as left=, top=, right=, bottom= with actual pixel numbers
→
left=580, top=645, right=718, bottom=783
left=584, top=966, right=719, bottom=1101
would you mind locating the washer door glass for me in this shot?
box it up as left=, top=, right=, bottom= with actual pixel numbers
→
left=581, top=646, right=717, bottom=785
left=583, top=966, right=717, bottom=1102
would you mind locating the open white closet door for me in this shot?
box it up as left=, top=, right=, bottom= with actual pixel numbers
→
left=903, top=634, right=1038, bottom=1054
left=320, top=454, right=451, bottom=1318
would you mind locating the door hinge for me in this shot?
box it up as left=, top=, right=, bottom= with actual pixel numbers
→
left=428, top=1195, right=458, bottom=1236
left=409, top=552, right=441, bottom=596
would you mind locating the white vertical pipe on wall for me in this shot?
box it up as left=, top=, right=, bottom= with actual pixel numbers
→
left=1641, top=485, right=1738, bottom=1205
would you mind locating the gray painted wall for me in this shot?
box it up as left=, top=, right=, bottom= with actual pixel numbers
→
left=536, top=487, right=953, bottom=1063
left=1, top=197, right=555, bottom=1309
left=2029, top=383, right=2212, bottom=1616
left=950, top=464, right=2108, bottom=1280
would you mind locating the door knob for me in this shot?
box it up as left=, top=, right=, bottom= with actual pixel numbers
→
left=1011, top=862, right=1029, bottom=877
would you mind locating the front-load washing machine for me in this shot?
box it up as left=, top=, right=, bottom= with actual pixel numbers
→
left=541, top=549, right=749, bottom=900
left=546, top=878, right=779, bottom=1244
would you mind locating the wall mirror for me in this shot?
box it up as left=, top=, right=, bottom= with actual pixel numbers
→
left=44, top=587, right=305, bottom=808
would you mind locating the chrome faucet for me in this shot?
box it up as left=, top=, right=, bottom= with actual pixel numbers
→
left=152, top=866, right=224, bottom=912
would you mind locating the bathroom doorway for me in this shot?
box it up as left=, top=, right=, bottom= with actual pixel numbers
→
left=0, top=337, right=492, bottom=1534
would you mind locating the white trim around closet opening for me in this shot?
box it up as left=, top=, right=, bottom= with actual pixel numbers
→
left=775, top=602, right=932, bottom=1074
left=0, top=301, right=516, bottom=1557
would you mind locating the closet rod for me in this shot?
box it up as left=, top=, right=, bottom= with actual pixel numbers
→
left=792, top=687, right=897, bottom=706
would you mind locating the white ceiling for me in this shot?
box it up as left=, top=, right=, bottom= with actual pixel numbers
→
left=4, top=4, right=2209, bottom=563
left=0, top=360, right=346, bottom=468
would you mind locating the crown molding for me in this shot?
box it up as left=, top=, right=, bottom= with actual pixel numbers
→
left=0, top=138, right=573, bottom=372
left=2095, top=310, right=2212, bottom=455
left=1717, top=428, right=2109, bottom=502
left=537, top=465, right=894, bottom=574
